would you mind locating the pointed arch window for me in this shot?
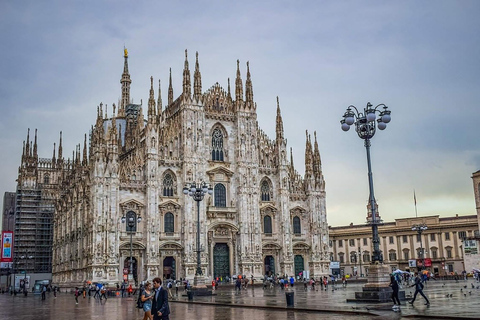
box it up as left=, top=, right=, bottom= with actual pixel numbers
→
left=43, top=174, right=50, bottom=184
left=164, top=212, right=174, bottom=233
left=163, top=173, right=174, bottom=197
left=293, top=216, right=301, bottom=235
left=261, top=180, right=271, bottom=201
left=214, top=184, right=226, bottom=207
left=264, top=215, right=272, bottom=234
left=212, top=128, right=224, bottom=161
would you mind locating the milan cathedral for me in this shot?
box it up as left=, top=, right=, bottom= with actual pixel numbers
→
left=17, top=49, right=330, bottom=288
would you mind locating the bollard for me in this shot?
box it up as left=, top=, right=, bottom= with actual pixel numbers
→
left=285, top=291, right=294, bottom=307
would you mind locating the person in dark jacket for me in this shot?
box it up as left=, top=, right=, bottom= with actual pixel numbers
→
left=409, top=272, right=430, bottom=305
left=151, top=277, right=170, bottom=320
left=390, top=275, right=401, bottom=310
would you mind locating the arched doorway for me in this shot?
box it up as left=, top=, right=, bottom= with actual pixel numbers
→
left=124, top=257, right=138, bottom=283
left=213, top=243, right=230, bottom=279
left=163, top=257, right=176, bottom=280
left=264, top=256, right=275, bottom=276
left=294, top=255, right=304, bottom=279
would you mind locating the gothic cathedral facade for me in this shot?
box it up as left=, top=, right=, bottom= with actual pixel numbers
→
left=19, top=49, right=329, bottom=287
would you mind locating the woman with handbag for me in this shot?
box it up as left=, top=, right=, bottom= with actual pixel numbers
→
left=141, top=281, right=155, bottom=320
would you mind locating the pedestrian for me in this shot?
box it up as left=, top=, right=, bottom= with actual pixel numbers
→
left=128, top=284, right=133, bottom=296
left=141, top=281, right=154, bottom=320
left=290, top=276, right=294, bottom=287
left=175, top=280, right=179, bottom=296
left=211, top=279, right=216, bottom=291
left=53, top=286, right=57, bottom=298
left=166, top=280, right=173, bottom=299
left=41, top=285, right=47, bottom=300
left=311, top=278, right=316, bottom=291
left=390, top=275, right=401, bottom=310
left=303, top=278, right=308, bottom=291
left=235, top=277, right=242, bottom=292
left=121, top=282, right=126, bottom=297
left=152, top=277, right=170, bottom=320
left=409, top=272, right=430, bottom=305
left=74, top=287, right=79, bottom=304
left=323, top=276, right=328, bottom=290
left=94, top=284, right=100, bottom=299
left=83, top=285, right=87, bottom=298
left=100, top=286, right=107, bottom=300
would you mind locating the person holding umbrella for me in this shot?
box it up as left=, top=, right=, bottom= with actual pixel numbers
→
left=390, top=275, right=401, bottom=310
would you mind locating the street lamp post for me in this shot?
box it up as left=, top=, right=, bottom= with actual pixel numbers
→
left=341, top=102, right=391, bottom=264
left=412, top=224, right=428, bottom=271
left=121, top=212, right=142, bottom=284
left=351, top=252, right=358, bottom=277
left=341, top=102, right=393, bottom=302
left=358, top=247, right=363, bottom=277
left=20, top=255, right=33, bottom=296
left=183, top=181, right=213, bottom=283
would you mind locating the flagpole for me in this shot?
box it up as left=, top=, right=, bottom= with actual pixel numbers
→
left=414, top=190, right=418, bottom=218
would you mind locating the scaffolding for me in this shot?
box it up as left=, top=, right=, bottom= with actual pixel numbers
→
left=14, top=186, right=54, bottom=274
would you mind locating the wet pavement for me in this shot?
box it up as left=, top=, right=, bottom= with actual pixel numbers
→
left=0, top=279, right=479, bottom=319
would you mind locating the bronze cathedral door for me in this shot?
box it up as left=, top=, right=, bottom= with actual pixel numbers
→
left=213, top=243, right=230, bottom=278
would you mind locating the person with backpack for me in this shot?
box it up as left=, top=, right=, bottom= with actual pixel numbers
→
left=139, top=281, right=154, bottom=320
left=409, top=272, right=430, bottom=305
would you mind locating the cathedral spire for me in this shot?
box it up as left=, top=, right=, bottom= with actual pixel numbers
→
left=25, top=128, right=30, bottom=157
left=305, top=130, right=313, bottom=178
left=193, top=51, right=202, bottom=100
left=148, top=76, right=156, bottom=119
left=182, top=49, right=191, bottom=98
left=119, top=47, right=131, bottom=117
left=58, top=131, right=63, bottom=162
left=157, top=79, right=163, bottom=115
left=83, top=134, right=87, bottom=166
left=245, top=61, right=253, bottom=107
left=227, top=78, right=231, bottom=100
left=290, top=147, right=294, bottom=174
left=276, top=97, right=284, bottom=141
left=313, top=131, right=322, bottom=172
left=33, top=129, right=38, bottom=158
left=52, top=143, right=56, bottom=166
left=235, top=60, right=243, bottom=103
left=168, top=68, right=173, bottom=105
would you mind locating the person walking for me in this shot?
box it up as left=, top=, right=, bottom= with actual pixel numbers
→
left=74, top=287, right=79, bottom=304
left=390, top=275, right=401, bottom=310
left=409, top=272, right=430, bottom=305
left=152, top=277, right=170, bottom=320
left=141, top=281, right=154, bottom=320
left=100, top=286, right=108, bottom=300
left=41, top=285, right=47, bottom=300
left=175, top=280, right=179, bottom=296
left=53, top=286, right=57, bottom=298
left=121, top=282, right=126, bottom=297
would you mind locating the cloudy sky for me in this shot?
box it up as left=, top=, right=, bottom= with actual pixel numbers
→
left=1, top=1, right=479, bottom=227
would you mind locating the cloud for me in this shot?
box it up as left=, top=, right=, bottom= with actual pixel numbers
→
left=1, top=0, right=479, bottom=228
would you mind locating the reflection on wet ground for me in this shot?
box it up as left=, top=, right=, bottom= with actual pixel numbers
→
left=1, top=279, right=479, bottom=319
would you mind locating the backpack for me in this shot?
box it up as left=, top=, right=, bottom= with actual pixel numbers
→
left=136, top=291, right=144, bottom=309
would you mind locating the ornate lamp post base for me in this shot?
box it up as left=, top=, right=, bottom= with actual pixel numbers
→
left=348, top=264, right=405, bottom=303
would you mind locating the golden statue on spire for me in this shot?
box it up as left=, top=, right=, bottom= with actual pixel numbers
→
left=124, top=47, right=128, bottom=57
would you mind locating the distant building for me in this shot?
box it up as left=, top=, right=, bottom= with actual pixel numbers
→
left=2, top=192, right=15, bottom=231
left=463, top=170, right=480, bottom=272
left=329, top=214, right=478, bottom=276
